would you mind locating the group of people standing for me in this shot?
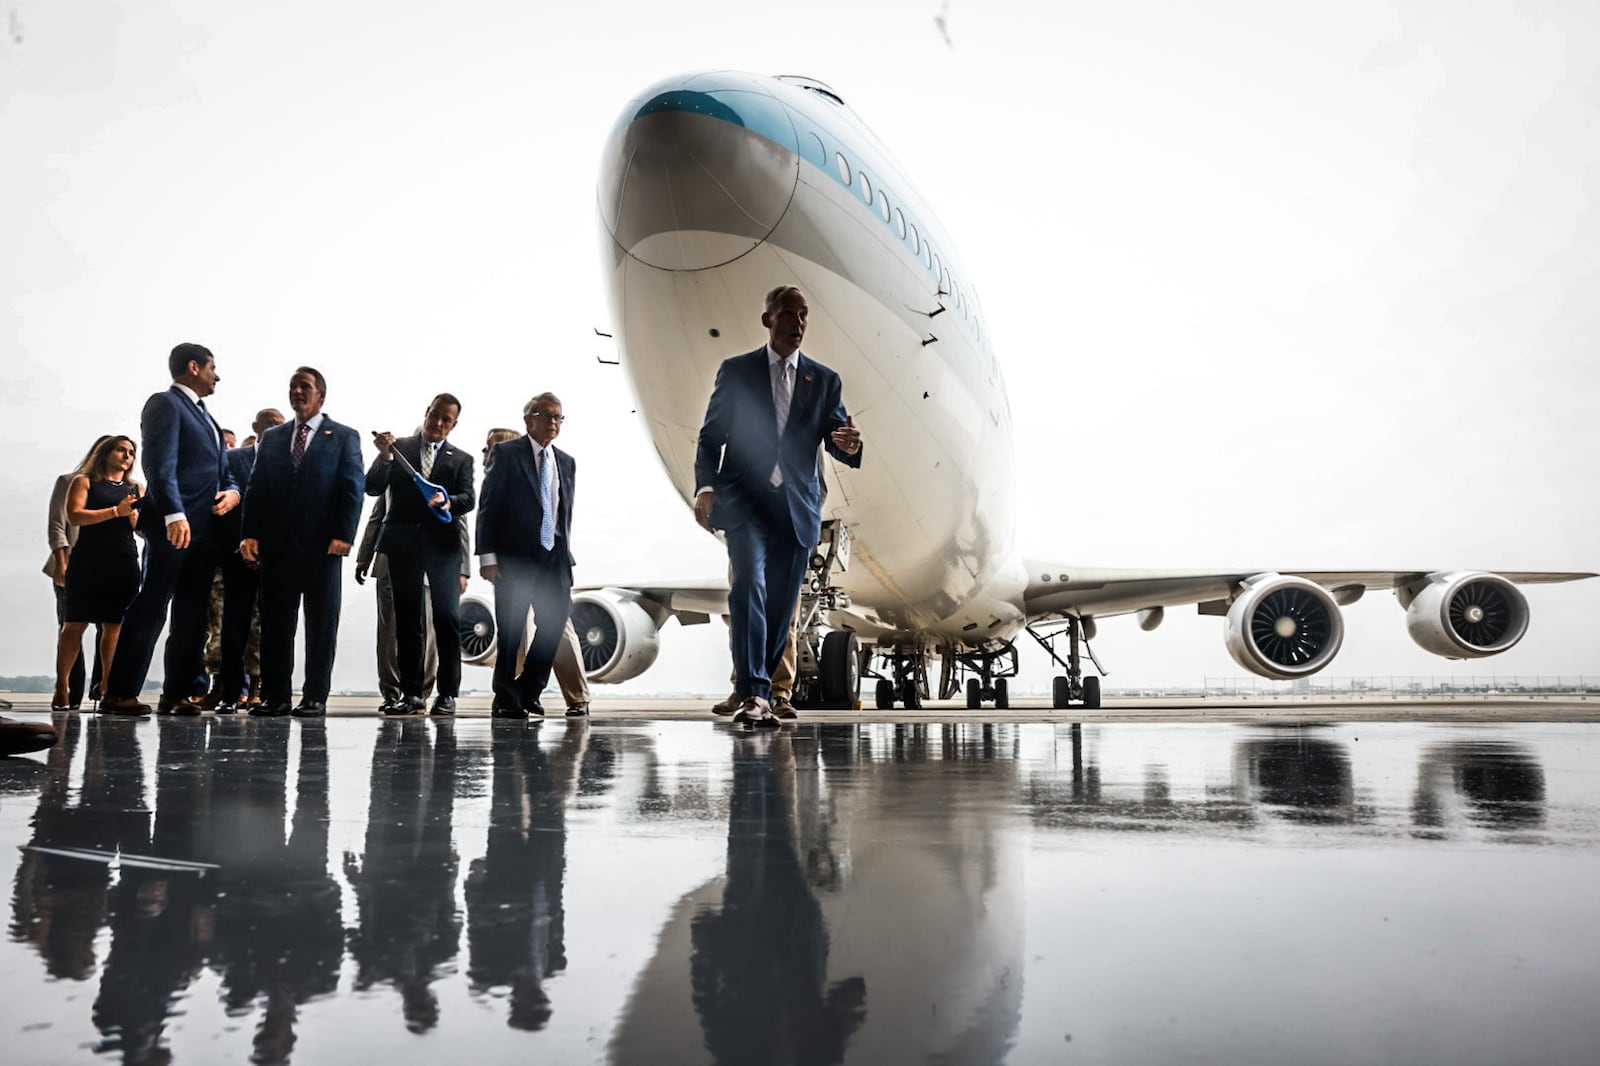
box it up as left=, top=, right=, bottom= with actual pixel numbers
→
left=2, top=284, right=860, bottom=754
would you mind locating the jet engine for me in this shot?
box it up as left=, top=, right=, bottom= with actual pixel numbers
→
left=459, top=594, right=499, bottom=665
left=1401, top=571, right=1529, bottom=659
left=457, top=588, right=665, bottom=682
left=569, top=588, right=663, bottom=682
left=1224, top=574, right=1345, bottom=680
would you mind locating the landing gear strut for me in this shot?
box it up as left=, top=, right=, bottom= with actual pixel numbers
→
left=791, top=521, right=862, bottom=709
left=943, top=642, right=1019, bottom=708
left=1026, top=616, right=1105, bottom=709
left=866, top=644, right=929, bottom=710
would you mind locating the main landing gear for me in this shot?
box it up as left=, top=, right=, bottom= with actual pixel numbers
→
left=866, top=644, right=930, bottom=709
left=1026, top=615, right=1105, bottom=709
left=864, top=641, right=1020, bottom=710
left=791, top=521, right=863, bottom=710
left=943, top=641, right=1019, bottom=709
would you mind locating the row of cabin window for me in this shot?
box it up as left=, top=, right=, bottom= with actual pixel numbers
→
left=832, top=149, right=983, bottom=346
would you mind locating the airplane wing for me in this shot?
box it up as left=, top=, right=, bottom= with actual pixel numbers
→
left=572, top=579, right=728, bottom=625
left=1019, top=563, right=1596, bottom=620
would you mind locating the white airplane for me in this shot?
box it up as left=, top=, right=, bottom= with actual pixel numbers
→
left=460, top=69, right=1592, bottom=710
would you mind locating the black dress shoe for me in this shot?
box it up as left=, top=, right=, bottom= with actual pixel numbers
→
left=250, top=701, right=292, bottom=717
left=527, top=701, right=546, bottom=718
left=565, top=703, right=589, bottom=718
left=377, top=697, right=399, bottom=715
left=0, top=716, right=58, bottom=756
left=491, top=704, right=527, bottom=719
left=215, top=699, right=243, bottom=714
left=291, top=701, right=326, bottom=717
left=430, top=696, right=456, bottom=717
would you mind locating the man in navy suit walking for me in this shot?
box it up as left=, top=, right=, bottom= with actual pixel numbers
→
left=476, top=392, right=578, bottom=718
left=694, top=286, right=862, bottom=725
left=240, top=367, right=364, bottom=717
left=102, top=342, right=241, bottom=715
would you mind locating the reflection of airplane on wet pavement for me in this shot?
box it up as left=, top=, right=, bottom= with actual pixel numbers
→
left=458, top=70, right=1593, bottom=710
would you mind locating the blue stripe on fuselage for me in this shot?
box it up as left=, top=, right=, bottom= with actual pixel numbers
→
left=617, top=73, right=989, bottom=356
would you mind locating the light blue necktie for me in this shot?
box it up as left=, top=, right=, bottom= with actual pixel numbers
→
left=538, top=448, right=556, bottom=550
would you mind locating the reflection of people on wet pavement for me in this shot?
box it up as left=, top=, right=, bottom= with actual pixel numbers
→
left=465, top=721, right=597, bottom=1030
left=345, top=718, right=463, bottom=1031
left=91, top=719, right=216, bottom=1064
left=11, top=715, right=124, bottom=982
left=205, top=717, right=343, bottom=1064
left=690, top=733, right=866, bottom=1064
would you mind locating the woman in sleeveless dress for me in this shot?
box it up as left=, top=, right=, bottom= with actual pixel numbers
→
left=53, top=436, right=144, bottom=709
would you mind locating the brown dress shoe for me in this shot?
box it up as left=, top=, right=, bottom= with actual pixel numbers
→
left=731, top=696, right=777, bottom=726
left=770, top=696, right=798, bottom=720
left=711, top=691, right=741, bottom=716
left=0, top=716, right=58, bottom=756
left=99, top=696, right=152, bottom=716
left=159, top=696, right=205, bottom=716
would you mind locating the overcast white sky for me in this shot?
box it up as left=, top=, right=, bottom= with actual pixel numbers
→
left=3, top=0, right=1596, bottom=694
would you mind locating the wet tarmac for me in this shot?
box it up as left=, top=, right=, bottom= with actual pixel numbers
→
left=1, top=712, right=1597, bottom=1065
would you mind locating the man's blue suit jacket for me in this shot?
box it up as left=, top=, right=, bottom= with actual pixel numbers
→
left=241, top=417, right=364, bottom=557
left=139, top=385, right=236, bottom=524
left=694, top=347, right=861, bottom=547
left=476, top=438, right=576, bottom=569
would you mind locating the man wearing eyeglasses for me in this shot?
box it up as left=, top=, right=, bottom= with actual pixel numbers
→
left=476, top=393, right=578, bottom=719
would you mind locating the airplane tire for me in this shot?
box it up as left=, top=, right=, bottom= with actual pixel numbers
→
left=1051, top=676, right=1071, bottom=709
left=875, top=679, right=895, bottom=709
left=900, top=680, right=922, bottom=710
left=994, top=678, right=1009, bottom=710
left=965, top=678, right=981, bottom=709
left=820, top=631, right=861, bottom=707
left=1083, top=676, right=1101, bottom=709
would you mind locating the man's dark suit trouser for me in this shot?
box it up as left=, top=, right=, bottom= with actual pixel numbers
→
left=491, top=546, right=571, bottom=710
left=725, top=497, right=809, bottom=702
left=107, top=523, right=220, bottom=700
left=387, top=545, right=462, bottom=699
left=258, top=550, right=342, bottom=704
left=217, top=549, right=259, bottom=699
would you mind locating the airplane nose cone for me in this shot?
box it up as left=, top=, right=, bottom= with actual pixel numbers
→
left=599, top=74, right=799, bottom=271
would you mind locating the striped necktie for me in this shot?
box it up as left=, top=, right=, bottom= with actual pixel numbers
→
left=422, top=441, right=435, bottom=477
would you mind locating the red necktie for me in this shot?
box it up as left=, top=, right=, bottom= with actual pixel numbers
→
left=291, top=422, right=310, bottom=470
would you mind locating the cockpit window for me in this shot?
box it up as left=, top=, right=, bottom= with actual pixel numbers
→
left=779, top=77, right=846, bottom=107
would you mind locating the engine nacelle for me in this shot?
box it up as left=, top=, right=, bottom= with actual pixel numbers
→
left=1402, top=571, right=1529, bottom=659
left=1225, top=574, right=1344, bottom=680
left=569, top=588, right=663, bottom=683
left=456, top=588, right=665, bottom=683
left=460, top=594, right=499, bottom=665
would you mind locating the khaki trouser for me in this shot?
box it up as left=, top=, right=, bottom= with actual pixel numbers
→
left=516, top=616, right=590, bottom=707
